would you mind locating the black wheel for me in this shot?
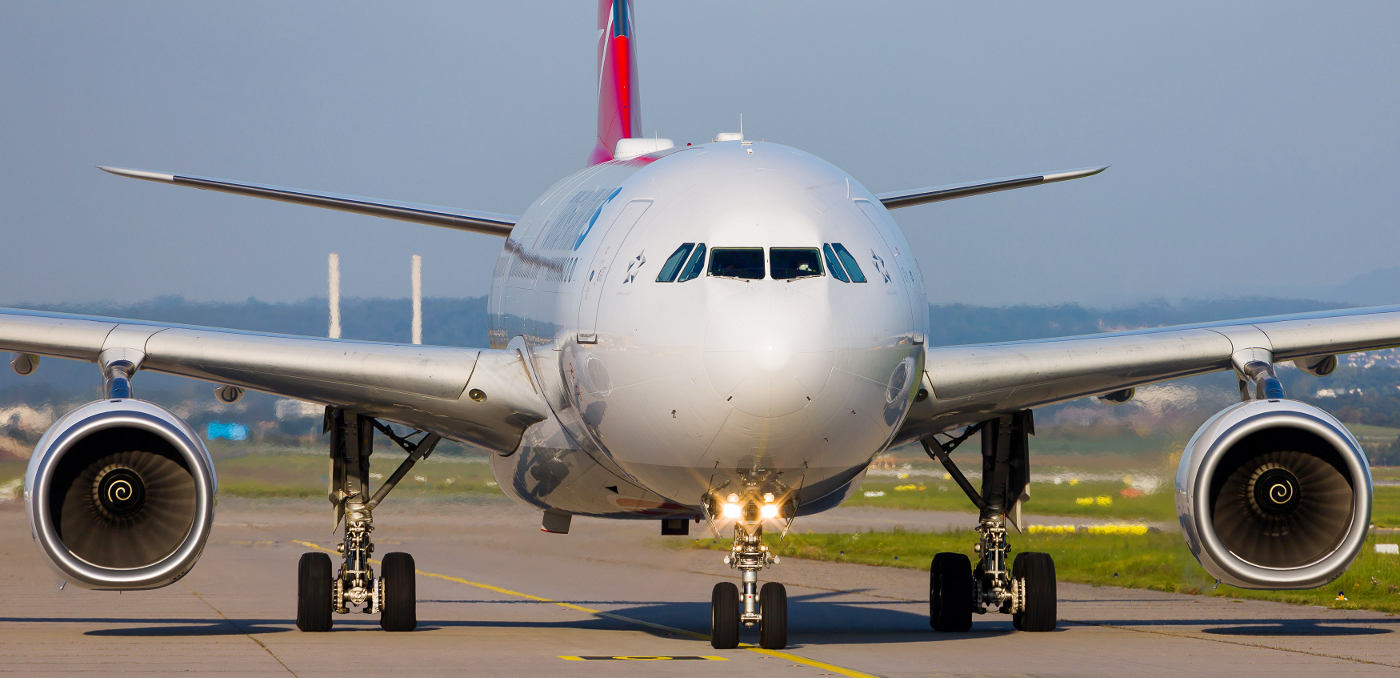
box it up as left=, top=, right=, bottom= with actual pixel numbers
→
left=1012, top=552, right=1057, bottom=632
left=296, top=552, right=333, bottom=632
left=929, top=552, right=973, bottom=632
left=380, top=552, right=417, bottom=631
left=710, top=582, right=740, bottom=649
left=758, top=582, right=788, bottom=649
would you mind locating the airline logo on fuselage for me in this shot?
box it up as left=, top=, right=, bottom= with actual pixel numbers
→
left=573, top=187, right=623, bottom=250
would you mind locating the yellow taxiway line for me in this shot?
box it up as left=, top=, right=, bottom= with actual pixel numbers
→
left=293, top=539, right=876, bottom=678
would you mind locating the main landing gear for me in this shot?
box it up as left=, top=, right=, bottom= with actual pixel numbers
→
left=923, top=411, right=1057, bottom=633
left=704, top=487, right=791, bottom=650
left=296, top=408, right=440, bottom=632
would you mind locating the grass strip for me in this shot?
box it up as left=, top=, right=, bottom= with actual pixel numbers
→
left=846, top=479, right=1400, bottom=528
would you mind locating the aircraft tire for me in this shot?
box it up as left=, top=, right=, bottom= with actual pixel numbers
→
left=710, top=582, right=740, bottom=649
left=380, top=552, right=417, bottom=631
left=1012, top=552, right=1057, bottom=632
left=929, top=552, right=974, bottom=631
left=296, top=552, right=334, bottom=632
left=758, top=582, right=788, bottom=649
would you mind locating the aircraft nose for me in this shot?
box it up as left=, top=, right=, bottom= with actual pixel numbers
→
left=703, top=285, right=834, bottom=417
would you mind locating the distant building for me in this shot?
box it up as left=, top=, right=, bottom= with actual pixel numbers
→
left=275, top=398, right=324, bottom=420
left=1314, top=387, right=1364, bottom=399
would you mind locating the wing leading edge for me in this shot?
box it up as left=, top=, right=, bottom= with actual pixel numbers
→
left=896, top=304, right=1400, bottom=444
left=0, top=308, right=548, bottom=452
left=878, top=166, right=1106, bottom=209
left=99, top=166, right=518, bottom=237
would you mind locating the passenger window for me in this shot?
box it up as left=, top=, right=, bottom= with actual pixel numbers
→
left=655, top=243, right=695, bottom=282
left=677, top=243, right=706, bottom=282
left=770, top=248, right=822, bottom=280
left=708, top=248, right=765, bottom=279
left=823, top=244, right=849, bottom=283
left=831, top=243, right=867, bottom=283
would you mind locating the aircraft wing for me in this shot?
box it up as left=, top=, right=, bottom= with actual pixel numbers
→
left=896, top=304, right=1400, bottom=444
left=99, top=166, right=518, bottom=237
left=878, top=166, right=1106, bottom=209
left=0, top=308, right=549, bottom=452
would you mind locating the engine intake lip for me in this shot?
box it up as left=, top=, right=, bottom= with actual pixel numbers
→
left=25, top=399, right=217, bottom=590
left=1185, top=400, right=1372, bottom=589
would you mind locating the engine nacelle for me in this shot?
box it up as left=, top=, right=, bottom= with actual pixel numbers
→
left=24, top=399, right=217, bottom=590
left=1176, top=399, right=1371, bottom=589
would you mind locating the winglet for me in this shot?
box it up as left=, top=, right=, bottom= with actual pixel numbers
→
left=98, top=166, right=174, bottom=182
left=1041, top=166, right=1108, bottom=183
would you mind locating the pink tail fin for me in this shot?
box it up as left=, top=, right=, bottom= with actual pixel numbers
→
left=589, top=0, right=641, bottom=165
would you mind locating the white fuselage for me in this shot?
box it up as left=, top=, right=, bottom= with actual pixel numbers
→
left=487, top=140, right=927, bottom=517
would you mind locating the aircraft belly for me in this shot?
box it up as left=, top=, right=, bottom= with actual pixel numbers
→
left=489, top=415, right=694, bottom=519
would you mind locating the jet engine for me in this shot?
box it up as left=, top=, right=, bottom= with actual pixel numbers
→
left=1175, top=399, right=1371, bottom=589
left=24, top=399, right=217, bottom=590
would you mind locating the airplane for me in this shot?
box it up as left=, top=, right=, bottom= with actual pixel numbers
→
left=0, top=0, right=1386, bottom=651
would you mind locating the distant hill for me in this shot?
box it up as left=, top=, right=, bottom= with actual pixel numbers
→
left=925, top=297, right=1346, bottom=345
left=1317, top=266, right=1400, bottom=307
left=13, top=296, right=489, bottom=346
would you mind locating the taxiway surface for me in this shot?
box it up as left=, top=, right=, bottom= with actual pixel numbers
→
left=0, top=497, right=1395, bottom=677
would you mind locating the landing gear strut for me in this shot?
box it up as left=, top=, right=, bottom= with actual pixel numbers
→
left=296, top=408, right=439, bottom=632
left=710, top=524, right=787, bottom=649
left=923, top=411, right=1057, bottom=632
left=703, top=484, right=791, bottom=650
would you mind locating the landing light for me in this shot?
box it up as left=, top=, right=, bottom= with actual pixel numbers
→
left=714, top=492, right=786, bottom=524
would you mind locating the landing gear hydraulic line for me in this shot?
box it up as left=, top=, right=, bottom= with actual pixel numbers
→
left=922, top=410, right=1057, bottom=632
left=296, top=408, right=440, bottom=632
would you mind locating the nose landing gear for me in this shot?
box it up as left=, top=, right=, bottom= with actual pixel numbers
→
left=710, top=524, right=787, bottom=649
left=296, top=409, right=438, bottom=632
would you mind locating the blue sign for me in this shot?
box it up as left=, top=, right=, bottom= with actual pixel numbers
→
left=207, top=421, right=249, bottom=441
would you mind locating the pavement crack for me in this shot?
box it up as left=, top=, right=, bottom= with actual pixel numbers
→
left=190, top=589, right=298, bottom=676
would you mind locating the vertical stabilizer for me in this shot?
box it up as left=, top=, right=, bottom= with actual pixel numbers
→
left=589, top=0, right=641, bottom=165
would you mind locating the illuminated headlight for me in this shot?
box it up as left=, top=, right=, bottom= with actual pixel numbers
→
left=760, top=503, right=780, bottom=520
left=721, top=501, right=743, bottom=520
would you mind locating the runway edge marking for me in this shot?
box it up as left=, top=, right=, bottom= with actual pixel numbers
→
left=293, top=540, right=877, bottom=678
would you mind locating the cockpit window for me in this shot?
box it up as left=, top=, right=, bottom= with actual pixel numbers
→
left=770, top=248, right=822, bottom=280
left=655, top=243, right=695, bottom=282
left=822, top=244, right=849, bottom=282
left=831, top=243, right=867, bottom=283
left=708, top=248, right=765, bottom=279
left=676, top=243, right=706, bottom=282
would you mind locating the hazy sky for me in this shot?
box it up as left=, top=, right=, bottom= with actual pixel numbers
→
left=3, top=1, right=1398, bottom=307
